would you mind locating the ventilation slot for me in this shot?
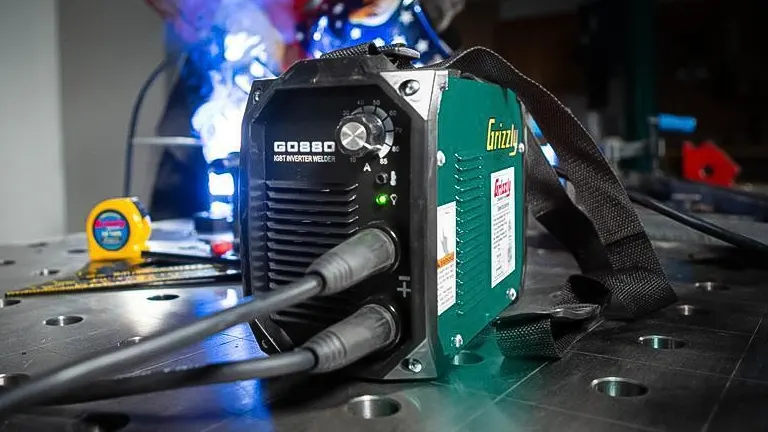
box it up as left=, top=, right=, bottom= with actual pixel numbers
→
left=455, top=154, right=487, bottom=311
left=262, top=181, right=361, bottom=338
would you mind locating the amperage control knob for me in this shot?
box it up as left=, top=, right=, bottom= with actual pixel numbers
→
left=335, top=114, right=385, bottom=157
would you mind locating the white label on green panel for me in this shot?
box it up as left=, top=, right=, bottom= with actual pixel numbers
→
left=490, top=167, right=515, bottom=288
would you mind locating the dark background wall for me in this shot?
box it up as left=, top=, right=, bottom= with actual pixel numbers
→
left=455, top=0, right=768, bottom=181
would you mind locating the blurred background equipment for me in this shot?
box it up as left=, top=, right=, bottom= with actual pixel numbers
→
left=4, top=0, right=768, bottom=246
left=136, top=0, right=460, bottom=236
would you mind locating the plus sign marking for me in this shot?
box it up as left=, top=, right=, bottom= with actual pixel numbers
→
left=397, top=275, right=411, bottom=298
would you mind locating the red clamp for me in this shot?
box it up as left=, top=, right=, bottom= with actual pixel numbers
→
left=210, top=240, right=234, bottom=257
left=682, top=140, right=740, bottom=187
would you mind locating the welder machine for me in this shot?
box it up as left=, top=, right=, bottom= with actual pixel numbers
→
left=240, top=44, right=527, bottom=379
left=0, top=44, right=679, bottom=417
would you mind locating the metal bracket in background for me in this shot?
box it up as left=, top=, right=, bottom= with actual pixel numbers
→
left=637, top=175, right=768, bottom=222
left=601, top=137, right=646, bottom=172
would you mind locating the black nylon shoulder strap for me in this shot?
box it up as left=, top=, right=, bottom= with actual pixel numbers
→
left=322, top=43, right=677, bottom=358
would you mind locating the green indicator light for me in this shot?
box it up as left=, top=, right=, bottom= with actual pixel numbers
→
left=375, top=194, right=388, bottom=206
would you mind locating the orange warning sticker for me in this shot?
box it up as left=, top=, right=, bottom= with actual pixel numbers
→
left=437, top=252, right=455, bottom=269
left=437, top=201, right=457, bottom=315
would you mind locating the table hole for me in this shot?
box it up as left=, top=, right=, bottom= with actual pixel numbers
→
left=28, top=242, right=48, bottom=248
left=76, top=413, right=130, bottom=432
left=638, top=335, right=687, bottom=350
left=676, top=304, right=704, bottom=316
left=0, top=259, right=15, bottom=266
left=67, top=248, right=87, bottom=254
left=0, top=299, right=21, bottom=308
left=44, top=315, right=84, bottom=326
left=591, top=377, right=648, bottom=397
left=451, top=351, right=484, bottom=366
left=147, top=294, right=179, bottom=301
left=118, top=337, right=144, bottom=347
left=346, top=395, right=401, bottom=419
left=36, top=268, right=60, bottom=276
left=0, top=373, right=30, bottom=390
left=695, top=281, right=730, bottom=292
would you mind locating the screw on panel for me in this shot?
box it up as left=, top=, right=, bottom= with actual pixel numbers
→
left=506, top=288, right=518, bottom=302
left=518, top=143, right=526, bottom=153
left=436, top=151, right=446, bottom=167
left=253, top=88, right=262, bottom=102
left=399, top=80, right=420, bottom=96
left=451, top=334, right=464, bottom=349
left=405, top=358, right=423, bottom=374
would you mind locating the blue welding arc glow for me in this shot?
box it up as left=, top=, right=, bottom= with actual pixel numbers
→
left=209, top=172, right=235, bottom=197
left=188, top=27, right=279, bottom=199
left=224, top=33, right=263, bottom=62
left=528, top=117, right=543, bottom=139
left=170, top=1, right=282, bottom=201
left=527, top=116, right=558, bottom=168
left=540, top=143, right=558, bottom=167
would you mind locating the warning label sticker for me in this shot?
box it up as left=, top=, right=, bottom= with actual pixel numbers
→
left=437, top=201, right=457, bottom=315
left=490, top=167, right=516, bottom=288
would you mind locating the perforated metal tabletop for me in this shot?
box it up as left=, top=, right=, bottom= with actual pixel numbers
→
left=1, top=221, right=767, bottom=431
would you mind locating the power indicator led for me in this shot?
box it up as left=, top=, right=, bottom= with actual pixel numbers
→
left=375, top=194, right=388, bottom=206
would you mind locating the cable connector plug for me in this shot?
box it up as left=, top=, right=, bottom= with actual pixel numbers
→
left=306, top=227, right=398, bottom=295
left=302, top=304, right=398, bottom=373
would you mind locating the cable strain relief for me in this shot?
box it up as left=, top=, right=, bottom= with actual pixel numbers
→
left=303, top=332, right=347, bottom=373
left=306, top=228, right=398, bottom=295
left=302, top=304, right=398, bottom=373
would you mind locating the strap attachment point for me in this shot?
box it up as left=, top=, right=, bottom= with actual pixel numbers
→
left=549, top=304, right=602, bottom=322
left=493, top=303, right=600, bottom=329
left=319, top=42, right=420, bottom=68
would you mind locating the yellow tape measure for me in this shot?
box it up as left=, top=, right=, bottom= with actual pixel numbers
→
left=6, top=264, right=238, bottom=296
left=2, top=197, right=242, bottom=298
left=86, top=197, right=152, bottom=262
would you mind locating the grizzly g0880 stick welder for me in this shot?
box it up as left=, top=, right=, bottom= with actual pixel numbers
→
left=239, top=45, right=526, bottom=380
left=239, top=43, right=676, bottom=381
left=0, top=43, right=677, bottom=418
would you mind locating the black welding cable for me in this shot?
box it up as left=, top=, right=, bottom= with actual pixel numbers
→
left=41, top=303, right=398, bottom=406
left=0, top=228, right=398, bottom=417
left=552, top=166, right=768, bottom=255
left=626, top=190, right=768, bottom=255
left=42, top=303, right=397, bottom=406
left=43, top=351, right=317, bottom=406
left=0, top=276, right=321, bottom=416
left=123, top=54, right=187, bottom=197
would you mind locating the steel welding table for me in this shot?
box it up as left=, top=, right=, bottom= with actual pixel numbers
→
left=0, top=219, right=767, bottom=432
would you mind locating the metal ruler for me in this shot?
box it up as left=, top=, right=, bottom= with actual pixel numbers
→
left=5, top=264, right=240, bottom=297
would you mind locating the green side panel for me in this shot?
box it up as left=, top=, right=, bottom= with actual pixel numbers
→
left=435, top=77, right=526, bottom=356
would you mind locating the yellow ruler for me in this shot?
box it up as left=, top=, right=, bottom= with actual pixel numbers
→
left=6, top=264, right=240, bottom=297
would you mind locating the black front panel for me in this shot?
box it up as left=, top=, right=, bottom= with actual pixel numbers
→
left=247, top=85, right=412, bottom=348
